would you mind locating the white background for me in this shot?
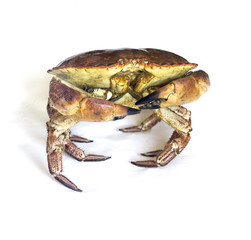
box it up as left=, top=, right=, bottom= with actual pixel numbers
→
left=1, top=0, right=250, bottom=239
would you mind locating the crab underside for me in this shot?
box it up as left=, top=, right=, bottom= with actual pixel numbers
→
left=46, top=48, right=210, bottom=191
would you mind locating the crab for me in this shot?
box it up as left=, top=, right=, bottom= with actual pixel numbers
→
left=46, top=48, right=210, bottom=191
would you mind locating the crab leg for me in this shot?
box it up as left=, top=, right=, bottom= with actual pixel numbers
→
left=47, top=124, right=111, bottom=191
left=168, top=106, right=191, bottom=122
left=63, top=137, right=111, bottom=161
left=47, top=127, right=82, bottom=192
left=69, top=135, right=93, bottom=143
left=47, top=79, right=141, bottom=191
left=62, top=129, right=93, bottom=143
left=131, top=106, right=192, bottom=167
left=136, top=70, right=210, bottom=109
left=119, top=113, right=160, bottom=132
left=132, top=131, right=190, bottom=167
left=154, top=107, right=192, bottom=133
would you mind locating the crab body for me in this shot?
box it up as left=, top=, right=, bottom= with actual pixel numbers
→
left=46, top=48, right=210, bottom=191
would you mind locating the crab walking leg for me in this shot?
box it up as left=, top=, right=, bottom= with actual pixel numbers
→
left=157, top=131, right=190, bottom=165
left=132, top=107, right=192, bottom=167
left=59, top=128, right=93, bottom=144
left=119, top=113, right=160, bottom=132
left=46, top=79, right=141, bottom=190
left=47, top=99, right=93, bottom=143
left=69, top=135, right=93, bottom=143
left=132, top=131, right=190, bottom=167
left=47, top=127, right=82, bottom=192
left=63, top=138, right=111, bottom=161
left=140, top=106, right=191, bottom=157
left=168, top=106, right=191, bottom=122
left=47, top=122, right=111, bottom=191
left=154, top=108, right=192, bottom=134
left=136, top=70, right=210, bottom=109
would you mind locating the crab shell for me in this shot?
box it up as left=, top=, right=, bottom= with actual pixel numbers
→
left=48, top=48, right=199, bottom=109
left=48, top=49, right=197, bottom=86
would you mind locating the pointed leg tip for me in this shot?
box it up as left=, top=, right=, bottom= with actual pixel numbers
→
left=83, top=155, right=111, bottom=161
left=101, top=156, right=111, bottom=161
left=119, top=126, right=141, bottom=133
left=54, top=174, right=82, bottom=192
left=140, top=153, right=149, bottom=157
left=70, top=135, right=93, bottom=143
left=140, top=149, right=163, bottom=157
left=75, top=188, right=83, bottom=192
left=131, top=160, right=160, bottom=168
left=130, top=161, right=140, bottom=166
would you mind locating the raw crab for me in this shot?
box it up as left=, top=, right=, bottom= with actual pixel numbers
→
left=46, top=48, right=210, bottom=191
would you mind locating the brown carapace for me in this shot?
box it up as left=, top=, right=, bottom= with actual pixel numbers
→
left=46, top=48, right=210, bottom=191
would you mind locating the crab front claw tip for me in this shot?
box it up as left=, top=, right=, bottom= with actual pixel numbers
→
left=139, top=99, right=161, bottom=109
left=114, top=108, right=140, bottom=121
left=113, top=105, right=141, bottom=121
left=135, top=92, right=162, bottom=109
left=135, top=91, right=160, bottom=105
left=127, top=107, right=141, bottom=115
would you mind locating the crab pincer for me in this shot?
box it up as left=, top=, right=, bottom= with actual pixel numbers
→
left=136, top=70, right=210, bottom=109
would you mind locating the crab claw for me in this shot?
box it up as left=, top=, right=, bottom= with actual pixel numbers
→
left=49, top=79, right=141, bottom=122
left=75, top=97, right=141, bottom=122
left=135, top=91, right=165, bottom=109
left=113, top=105, right=141, bottom=120
left=114, top=107, right=141, bottom=120
left=138, top=99, right=161, bottom=109
left=136, top=70, right=210, bottom=109
left=135, top=91, right=160, bottom=106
